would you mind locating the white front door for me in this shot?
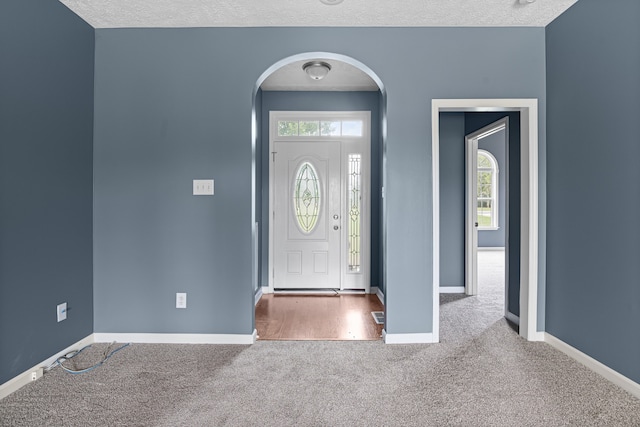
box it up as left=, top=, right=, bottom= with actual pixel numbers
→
left=273, top=141, right=341, bottom=289
left=269, top=111, right=371, bottom=291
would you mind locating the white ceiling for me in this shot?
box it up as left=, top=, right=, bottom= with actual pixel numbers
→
left=60, top=0, right=578, bottom=29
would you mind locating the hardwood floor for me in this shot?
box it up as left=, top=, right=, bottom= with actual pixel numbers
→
left=255, top=293, right=384, bottom=341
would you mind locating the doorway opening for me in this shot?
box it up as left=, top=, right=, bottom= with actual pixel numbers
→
left=433, top=99, right=542, bottom=342
left=251, top=53, right=387, bottom=341
left=466, top=118, right=511, bottom=334
left=465, top=118, right=510, bottom=324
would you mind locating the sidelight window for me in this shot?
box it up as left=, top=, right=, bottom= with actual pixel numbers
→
left=348, top=154, right=361, bottom=272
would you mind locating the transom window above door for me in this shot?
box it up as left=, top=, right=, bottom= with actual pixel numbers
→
left=277, top=119, right=363, bottom=137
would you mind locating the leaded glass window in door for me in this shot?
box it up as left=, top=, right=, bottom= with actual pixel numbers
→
left=293, top=162, right=321, bottom=234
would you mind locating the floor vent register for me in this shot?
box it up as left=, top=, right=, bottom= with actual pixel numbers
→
left=371, top=311, right=384, bottom=325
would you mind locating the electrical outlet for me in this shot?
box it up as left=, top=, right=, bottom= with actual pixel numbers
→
left=57, top=302, right=67, bottom=322
left=193, top=179, right=214, bottom=195
left=31, top=367, right=43, bottom=381
left=176, top=293, right=187, bottom=309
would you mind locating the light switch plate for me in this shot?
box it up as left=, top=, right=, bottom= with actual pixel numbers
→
left=57, top=302, right=67, bottom=322
left=176, top=293, right=187, bottom=309
left=193, top=179, right=214, bottom=195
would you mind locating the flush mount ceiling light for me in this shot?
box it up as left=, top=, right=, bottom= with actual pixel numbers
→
left=519, top=0, right=536, bottom=3
left=303, top=61, right=332, bottom=80
left=320, top=0, right=344, bottom=5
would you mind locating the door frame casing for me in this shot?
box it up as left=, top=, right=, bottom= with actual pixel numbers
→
left=432, top=99, right=543, bottom=342
left=267, top=110, right=371, bottom=293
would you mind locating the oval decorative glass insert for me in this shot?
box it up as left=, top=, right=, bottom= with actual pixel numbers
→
left=293, top=162, right=321, bottom=233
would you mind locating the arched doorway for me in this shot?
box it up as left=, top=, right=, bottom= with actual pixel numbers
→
left=251, top=53, right=387, bottom=340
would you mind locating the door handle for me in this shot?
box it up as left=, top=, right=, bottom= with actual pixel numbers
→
left=333, top=225, right=339, bottom=230
left=333, top=214, right=339, bottom=220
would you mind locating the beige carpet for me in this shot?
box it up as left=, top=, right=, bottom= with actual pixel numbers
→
left=1, top=252, right=639, bottom=426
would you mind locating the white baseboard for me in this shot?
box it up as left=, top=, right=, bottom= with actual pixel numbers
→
left=254, top=287, right=263, bottom=306
left=544, top=333, right=640, bottom=399
left=372, top=286, right=385, bottom=305
left=440, top=286, right=465, bottom=293
left=261, top=286, right=272, bottom=294
left=383, top=330, right=436, bottom=344
left=94, top=330, right=257, bottom=345
left=505, top=311, right=520, bottom=326
left=0, top=334, right=95, bottom=401
left=477, top=247, right=505, bottom=251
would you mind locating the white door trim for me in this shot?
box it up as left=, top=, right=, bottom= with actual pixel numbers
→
left=465, top=130, right=480, bottom=296
left=268, top=111, right=371, bottom=293
left=432, top=98, right=542, bottom=342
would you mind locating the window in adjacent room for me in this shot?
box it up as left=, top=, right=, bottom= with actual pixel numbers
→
left=477, top=149, right=499, bottom=229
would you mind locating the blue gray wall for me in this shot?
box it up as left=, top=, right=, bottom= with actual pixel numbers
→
left=478, top=129, right=506, bottom=248
left=546, top=0, right=640, bottom=382
left=5, top=0, right=638, bottom=392
left=0, top=0, right=94, bottom=384
left=438, top=113, right=465, bottom=288
left=439, top=115, right=506, bottom=289
left=93, top=27, right=546, bottom=336
left=258, top=91, right=382, bottom=292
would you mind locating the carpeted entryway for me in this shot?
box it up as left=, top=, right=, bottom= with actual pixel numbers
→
left=2, top=252, right=640, bottom=426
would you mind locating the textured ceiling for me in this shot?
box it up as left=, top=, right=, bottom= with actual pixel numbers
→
left=59, top=0, right=578, bottom=29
